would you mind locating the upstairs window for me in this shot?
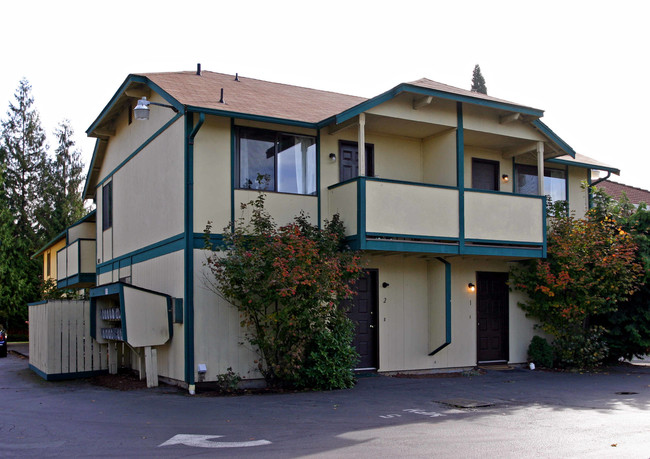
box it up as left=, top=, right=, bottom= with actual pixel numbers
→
left=237, top=127, right=316, bottom=195
left=515, top=165, right=566, bottom=203
left=102, top=181, right=113, bottom=230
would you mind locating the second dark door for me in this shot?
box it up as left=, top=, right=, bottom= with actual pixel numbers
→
left=339, top=141, right=374, bottom=182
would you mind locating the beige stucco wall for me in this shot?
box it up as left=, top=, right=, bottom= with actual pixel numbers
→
left=423, top=130, right=456, bottom=187
left=68, top=221, right=95, bottom=243
left=462, top=105, right=546, bottom=141
left=193, top=116, right=232, bottom=233
left=193, top=249, right=261, bottom=381
left=234, top=190, right=318, bottom=227
left=44, top=239, right=66, bottom=282
left=366, top=255, right=538, bottom=372
left=328, top=182, right=357, bottom=236
left=567, top=166, right=590, bottom=218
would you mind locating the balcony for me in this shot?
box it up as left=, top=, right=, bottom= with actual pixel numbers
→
left=328, top=177, right=546, bottom=258
left=57, top=239, right=97, bottom=289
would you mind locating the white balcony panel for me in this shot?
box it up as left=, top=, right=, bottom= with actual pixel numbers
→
left=57, top=249, right=67, bottom=281
left=365, top=181, right=459, bottom=238
left=80, top=240, right=97, bottom=274
left=465, top=191, right=543, bottom=243
left=327, top=182, right=357, bottom=236
left=67, top=241, right=80, bottom=278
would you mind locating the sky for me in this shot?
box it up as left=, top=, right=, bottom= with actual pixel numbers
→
left=1, top=0, right=649, bottom=190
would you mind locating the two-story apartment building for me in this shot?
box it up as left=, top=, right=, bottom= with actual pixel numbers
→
left=61, top=67, right=618, bottom=392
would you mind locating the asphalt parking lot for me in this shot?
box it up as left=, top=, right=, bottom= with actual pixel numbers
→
left=2, top=346, right=649, bottom=458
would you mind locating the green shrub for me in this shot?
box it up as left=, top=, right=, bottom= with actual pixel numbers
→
left=528, top=336, right=554, bottom=368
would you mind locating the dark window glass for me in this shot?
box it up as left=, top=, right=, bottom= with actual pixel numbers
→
left=102, top=182, right=113, bottom=230
left=47, top=252, right=51, bottom=277
left=237, top=128, right=316, bottom=195
left=472, top=158, right=499, bottom=191
left=515, top=165, right=566, bottom=202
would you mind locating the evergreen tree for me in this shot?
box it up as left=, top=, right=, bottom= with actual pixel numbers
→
left=471, top=64, right=488, bottom=94
left=0, top=79, right=49, bottom=328
left=1, top=78, right=49, bottom=246
left=37, top=120, right=86, bottom=241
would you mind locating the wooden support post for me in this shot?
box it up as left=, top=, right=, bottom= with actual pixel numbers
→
left=144, top=346, right=158, bottom=388
left=358, top=113, right=366, bottom=176
left=537, top=141, right=545, bottom=196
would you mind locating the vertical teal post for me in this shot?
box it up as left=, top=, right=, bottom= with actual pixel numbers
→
left=456, top=102, right=465, bottom=254
left=183, top=112, right=194, bottom=387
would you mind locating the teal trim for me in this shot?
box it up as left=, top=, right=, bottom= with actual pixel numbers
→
left=30, top=364, right=108, bottom=381
left=194, top=233, right=223, bottom=249
left=324, top=83, right=543, bottom=128
left=82, top=139, right=103, bottom=199
left=542, top=196, right=548, bottom=257
left=463, top=246, right=544, bottom=258
left=457, top=102, right=465, bottom=253
left=230, top=119, right=236, bottom=231
left=57, top=273, right=96, bottom=290
left=96, top=234, right=184, bottom=274
left=465, top=238, right=543, bottom=246
left=90, top=282, right=122, bottom=297
left=365, top=239, right=459, bottom=254
left=366, top=232, right=458, bottom=242
left=316, top=129, right=321, bottom=229
left=86, top=75, right=148, bottom=135
left=95, top=113, right=183, bottom=190
left=547, top=157, right=620, bottom=174
left=357, top=177, right=367, bottom=250
left=532, top=120, right=576, bottom=158
left=466, top=187, right=546, bottom=199
left=184, top=112, right=204, bottom=386
left=187, top=106, right=317, bottom=129
left=28, top=300, right=48, bottom=306
left=429, top=257, right=451, bottom=356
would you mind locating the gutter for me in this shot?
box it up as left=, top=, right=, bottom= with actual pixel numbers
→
left=184, top=111, right=205, bottom=395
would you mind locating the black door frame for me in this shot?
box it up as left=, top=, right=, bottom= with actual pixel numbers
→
left=476, top=271, right=509, bottom=363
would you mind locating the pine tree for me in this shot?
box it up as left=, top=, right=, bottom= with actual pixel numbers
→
left=38, top=120, right=86, bottom=241
left=0, top=79, right=49, bottom=328
left=1, top=78, right=49, bottom=246
left=471, top=64, right=488, bottom=95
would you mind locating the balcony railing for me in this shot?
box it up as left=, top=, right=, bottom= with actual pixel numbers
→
left=328, top=177, right=546, bottom=257
left=56, top=238, right=97, bottom=289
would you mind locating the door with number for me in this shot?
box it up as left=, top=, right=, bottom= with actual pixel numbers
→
left=476, top=272, right=509, bottom=363
left=346, top=269, right=379, bottom=370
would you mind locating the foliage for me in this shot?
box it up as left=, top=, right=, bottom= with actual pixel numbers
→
left=590, top=189, right=650, bottom=361
left=215, top=367, right=242, bottom=393
left=471, top=64, right=488, bottom=94
left=204, top=193, right=363, bottom=389
left=511, top=198, right=643, bottom=368
left=37, top=120, right=86, bottom=242
left=527, top=336, right=554, bottom=368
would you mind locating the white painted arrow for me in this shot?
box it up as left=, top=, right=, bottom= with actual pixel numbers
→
left=159, top=434, right=271, bottom=448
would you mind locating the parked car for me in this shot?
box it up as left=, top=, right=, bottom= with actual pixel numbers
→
left=0, top=325, right=7, bottom=357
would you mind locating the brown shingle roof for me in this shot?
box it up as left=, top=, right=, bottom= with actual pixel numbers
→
left=596, top=180, right=650, bottom=205
left=140, top=71, right=367, bottom=124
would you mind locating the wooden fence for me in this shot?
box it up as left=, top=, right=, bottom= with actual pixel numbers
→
left=28, top=300, right=109, bottom=380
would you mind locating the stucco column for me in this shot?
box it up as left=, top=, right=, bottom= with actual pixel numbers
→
left=537, top=141, right=544, bottom=196
left=358, top=113, right=366, bottom=176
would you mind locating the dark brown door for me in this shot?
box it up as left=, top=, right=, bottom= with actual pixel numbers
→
left=472, top=158, right=499, bottom=191
left=476, top=272, right=509, bottom=363
left=339, top=141, right=374, bottom=182
left=346, top=269, right=379, bottom=369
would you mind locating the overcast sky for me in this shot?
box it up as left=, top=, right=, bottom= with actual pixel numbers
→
left=1, top=0, right=648, bottom=190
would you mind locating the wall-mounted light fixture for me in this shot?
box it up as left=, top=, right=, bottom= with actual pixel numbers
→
left=501, top=174, right=509, bottom=183
left=134, top=97, right=179, bottom=121
left=468, top=282, right=475, bottom=292
left=382, top=282, right=390, bottom=288
left=329, top=153, right=337, bottom=162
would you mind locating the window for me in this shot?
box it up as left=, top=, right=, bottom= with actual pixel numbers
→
left=46, top=252, right=51, bottom=277
left=237, top=127, right=316, bottom=195
left=515, top=164, right=566, bottom=202
left=472, top=158, right=499, bottom=191
left=102, top=181, right=113, bottom=230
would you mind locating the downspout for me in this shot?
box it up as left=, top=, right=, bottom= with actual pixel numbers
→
left=429, top=257, right=452, bottom=356
left=184, top=111, right=205, bottom=395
